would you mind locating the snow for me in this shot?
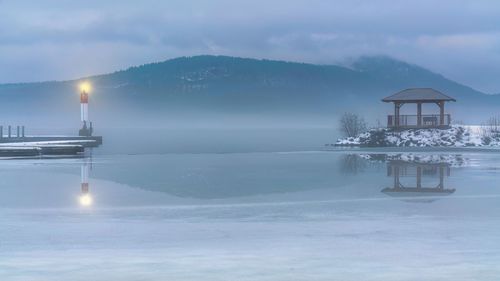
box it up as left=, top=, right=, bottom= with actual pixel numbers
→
left=358, top=153, right=470, bottom=167
left=0, top=140, right=88, bottom=156
left=0, top=140, right=94, bottom=147
left=0, top=146, right=42, bottom=151
left=334, top=125, right=500, bottom=147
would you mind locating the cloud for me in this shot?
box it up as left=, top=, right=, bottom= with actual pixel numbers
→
left=416, top=33, right=500, bottom=50
left=1, top=0, right=500, bottom=92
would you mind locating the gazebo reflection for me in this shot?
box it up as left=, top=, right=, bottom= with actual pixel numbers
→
left=382, top=160, right=455, bottom=201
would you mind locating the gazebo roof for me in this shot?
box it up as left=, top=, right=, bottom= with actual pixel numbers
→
left=382, top=88, right=456, bottom=103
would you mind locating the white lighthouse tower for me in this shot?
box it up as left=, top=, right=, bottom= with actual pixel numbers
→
left=79, top=82, right=93, bottom=136
left=81, top=89, right=88, bottom=123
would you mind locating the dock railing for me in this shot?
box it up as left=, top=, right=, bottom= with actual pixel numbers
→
left=0, top=125, right=26, bottom=139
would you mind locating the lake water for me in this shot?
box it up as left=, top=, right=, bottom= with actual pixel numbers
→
left=1, top=129, right=500, bottom=280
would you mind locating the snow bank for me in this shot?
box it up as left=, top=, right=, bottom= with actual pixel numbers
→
left=0, top=140, right=95, bottom=146
left=333, top=125, right=499, bottom=147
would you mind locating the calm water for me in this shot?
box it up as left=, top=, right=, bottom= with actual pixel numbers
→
left=1, top=130, right=500, bottom=280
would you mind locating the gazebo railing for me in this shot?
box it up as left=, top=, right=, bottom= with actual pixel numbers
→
left=387, top=114, right=451, bottom=128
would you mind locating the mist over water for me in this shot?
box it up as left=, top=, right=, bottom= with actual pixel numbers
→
left=95, top=127, right=336, bottom=155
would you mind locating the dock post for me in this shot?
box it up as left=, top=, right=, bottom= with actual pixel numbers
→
left=22, top=126, right=25, bottom=138
left=0, top=126, right=3, bottom=139
left=8, top=126, right=11, bottom=138
left=16, top=126, right=20, bottom=138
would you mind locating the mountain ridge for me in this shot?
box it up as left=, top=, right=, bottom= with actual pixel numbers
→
left=0, top=55, right=496, bottom=126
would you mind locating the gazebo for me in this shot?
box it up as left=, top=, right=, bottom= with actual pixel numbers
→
left=382, top=88, right=456, bottom=129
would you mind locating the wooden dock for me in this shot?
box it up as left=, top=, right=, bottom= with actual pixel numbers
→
left=0, top=136, right=102, bottom=157
left=0, top=145, right=85, bottom=157
left=0, top=136, right=102, bottom=147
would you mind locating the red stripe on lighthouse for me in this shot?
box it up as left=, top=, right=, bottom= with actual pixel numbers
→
left=80, top=92, right=89, bottom=103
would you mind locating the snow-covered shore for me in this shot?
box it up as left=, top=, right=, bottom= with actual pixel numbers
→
left=333, top=125, right=500, bottom=147
left=358, top=153, right=469, bottom=167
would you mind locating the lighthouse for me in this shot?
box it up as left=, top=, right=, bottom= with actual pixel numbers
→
left=79, top=82, right=93, bottom=136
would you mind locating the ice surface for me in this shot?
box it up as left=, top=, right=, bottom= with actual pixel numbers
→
left=1, top=152, right=500, bottom=280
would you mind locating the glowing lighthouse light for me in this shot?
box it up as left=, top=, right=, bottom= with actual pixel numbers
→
left=79, top=81, right=91, bottom=93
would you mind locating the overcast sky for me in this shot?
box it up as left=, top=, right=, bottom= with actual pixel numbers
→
left=1, top=0, right=500, bottom=93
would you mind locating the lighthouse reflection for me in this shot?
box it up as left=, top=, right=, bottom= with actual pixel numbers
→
left=78, top=154, right=93, bottom=207
left=382, top=160, right=455, bottom=202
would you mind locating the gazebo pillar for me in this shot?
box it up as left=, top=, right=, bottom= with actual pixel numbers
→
left=438, top=101, right=445, bottom=126
left=394, top=102, right=401, bottom=127
left=417, top=103, right=422, bottom=127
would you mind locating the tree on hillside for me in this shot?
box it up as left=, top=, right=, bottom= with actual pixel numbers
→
left=339, top=112, right=367, bottom=137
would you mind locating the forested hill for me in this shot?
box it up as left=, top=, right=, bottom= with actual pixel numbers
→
left=0, top=55, right=495, bottom=126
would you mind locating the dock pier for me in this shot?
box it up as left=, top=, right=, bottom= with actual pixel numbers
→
left=0, top=125, right=102, bottom=146
left=0, top=125, right=102, bottom=157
